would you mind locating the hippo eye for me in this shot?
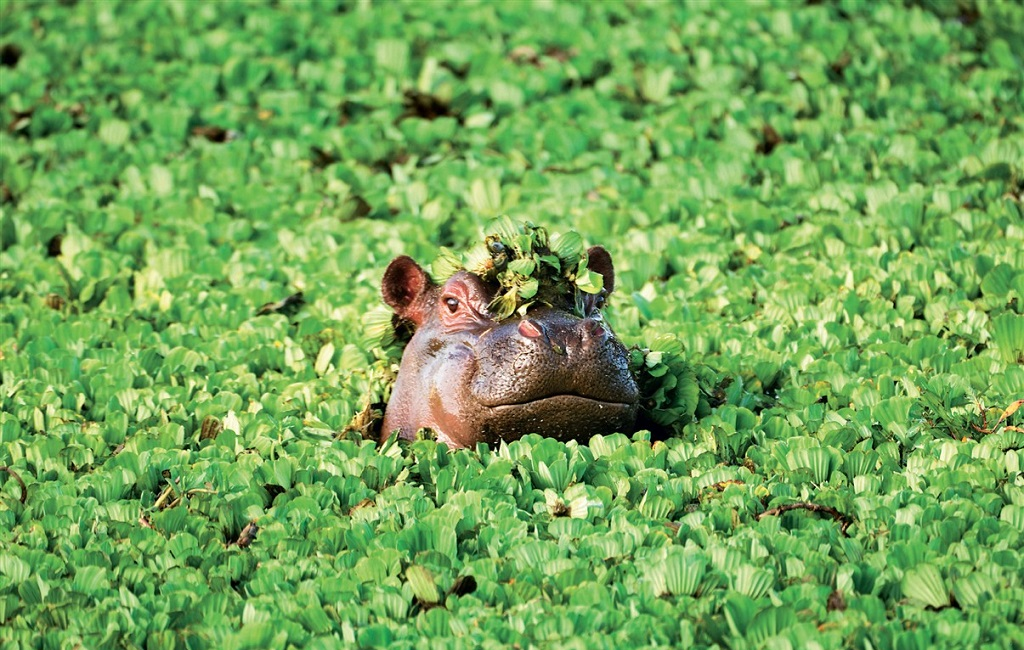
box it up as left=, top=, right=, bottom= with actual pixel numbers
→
left=444, top=297, right=460, bottom=313
left=594, top=294, right=607, bottom=310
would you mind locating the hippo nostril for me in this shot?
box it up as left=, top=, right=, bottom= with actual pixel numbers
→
left=518, top=319, right=543, bottom=338
left=583, top=318, right=608, bottom=342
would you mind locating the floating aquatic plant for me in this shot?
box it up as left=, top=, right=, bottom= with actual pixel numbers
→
left=629, top=334, right=714, bottom=429
left=432, top=216, right=606, bottom=320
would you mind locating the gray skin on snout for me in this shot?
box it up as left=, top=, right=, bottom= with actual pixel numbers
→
left=380, top=246, right=639, bottom=449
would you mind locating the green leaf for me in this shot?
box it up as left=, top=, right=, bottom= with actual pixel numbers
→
left=507, top=258, right=536, bottom=277
left=991, top=313, right=1024, bottom=364
left=640, top=66, right=674, bottom=104
left=0, top=555, right=30, bottom=582
left=902, top=564, right=950, bottom=609
left=149, top=164, right=174, bottom=196
left=550, top=231, right=584, bottom=264
left=405, top=565, right=440, bottom=604
left=430, top=247, right=464, bottom=282
left=465, top=178, right=502, bottom=214
left=1000, top=504, right=1024, bottom=532
left=664, top=551, right=706, bottom=597
left=18, top=575, right=49, bottom=606
left=374, top=38, right=409, bottom=74
left=518, top=278, right=539, bottom=300
left=98, top=119, right=131, bottom=147
left=786, top=447, right=838, bottom=483
left=981, top=264, right=1018, bottom=301
left=951, top=572, right=993, bottom=608
left=72, top=566, right=111, bottom=597
left=314, top=341, right=335, bottom=376
left=732, top=564, right=774, bottom=599
left=574, top=269, right=604, bottom=294
left=747, top=606, right=797, bottom=646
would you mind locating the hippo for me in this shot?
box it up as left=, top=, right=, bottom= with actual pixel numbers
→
left=379, top=246, right=640, bottom=448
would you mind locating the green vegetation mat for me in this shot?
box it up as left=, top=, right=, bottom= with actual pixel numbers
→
left=2, top=1, right=1023, bottom=648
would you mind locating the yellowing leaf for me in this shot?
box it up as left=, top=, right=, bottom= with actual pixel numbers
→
left=996, top=399, right=1024, bottom=424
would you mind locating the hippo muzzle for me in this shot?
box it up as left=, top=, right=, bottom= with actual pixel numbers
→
left=465, top=310, right=638, bottom=440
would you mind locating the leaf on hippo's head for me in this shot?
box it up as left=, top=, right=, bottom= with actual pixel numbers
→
left=491, top=215, right=532, bottom=250
left=462, top=242, right=496, bottom=280
left=433, top=217, right=598, bottom=320
left=550, top=230, right=583, bottom=264
left=507, top=257, right=535, bottom=277
left=573, top=268, right=604, bottom=295
left=518, top=278, right=539, bottom=300
left=490, top=289, right=520, bottom=321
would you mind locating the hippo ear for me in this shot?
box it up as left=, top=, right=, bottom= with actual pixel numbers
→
left=586, top=246, right=615, bottom=294
left=382, top=256, right=433, bottom=324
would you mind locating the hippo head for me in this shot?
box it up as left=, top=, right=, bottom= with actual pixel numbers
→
left=380, top=246, right=640, bottom=448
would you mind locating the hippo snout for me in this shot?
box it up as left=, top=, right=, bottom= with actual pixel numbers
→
left=470, top=311, right=639, bottom=409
